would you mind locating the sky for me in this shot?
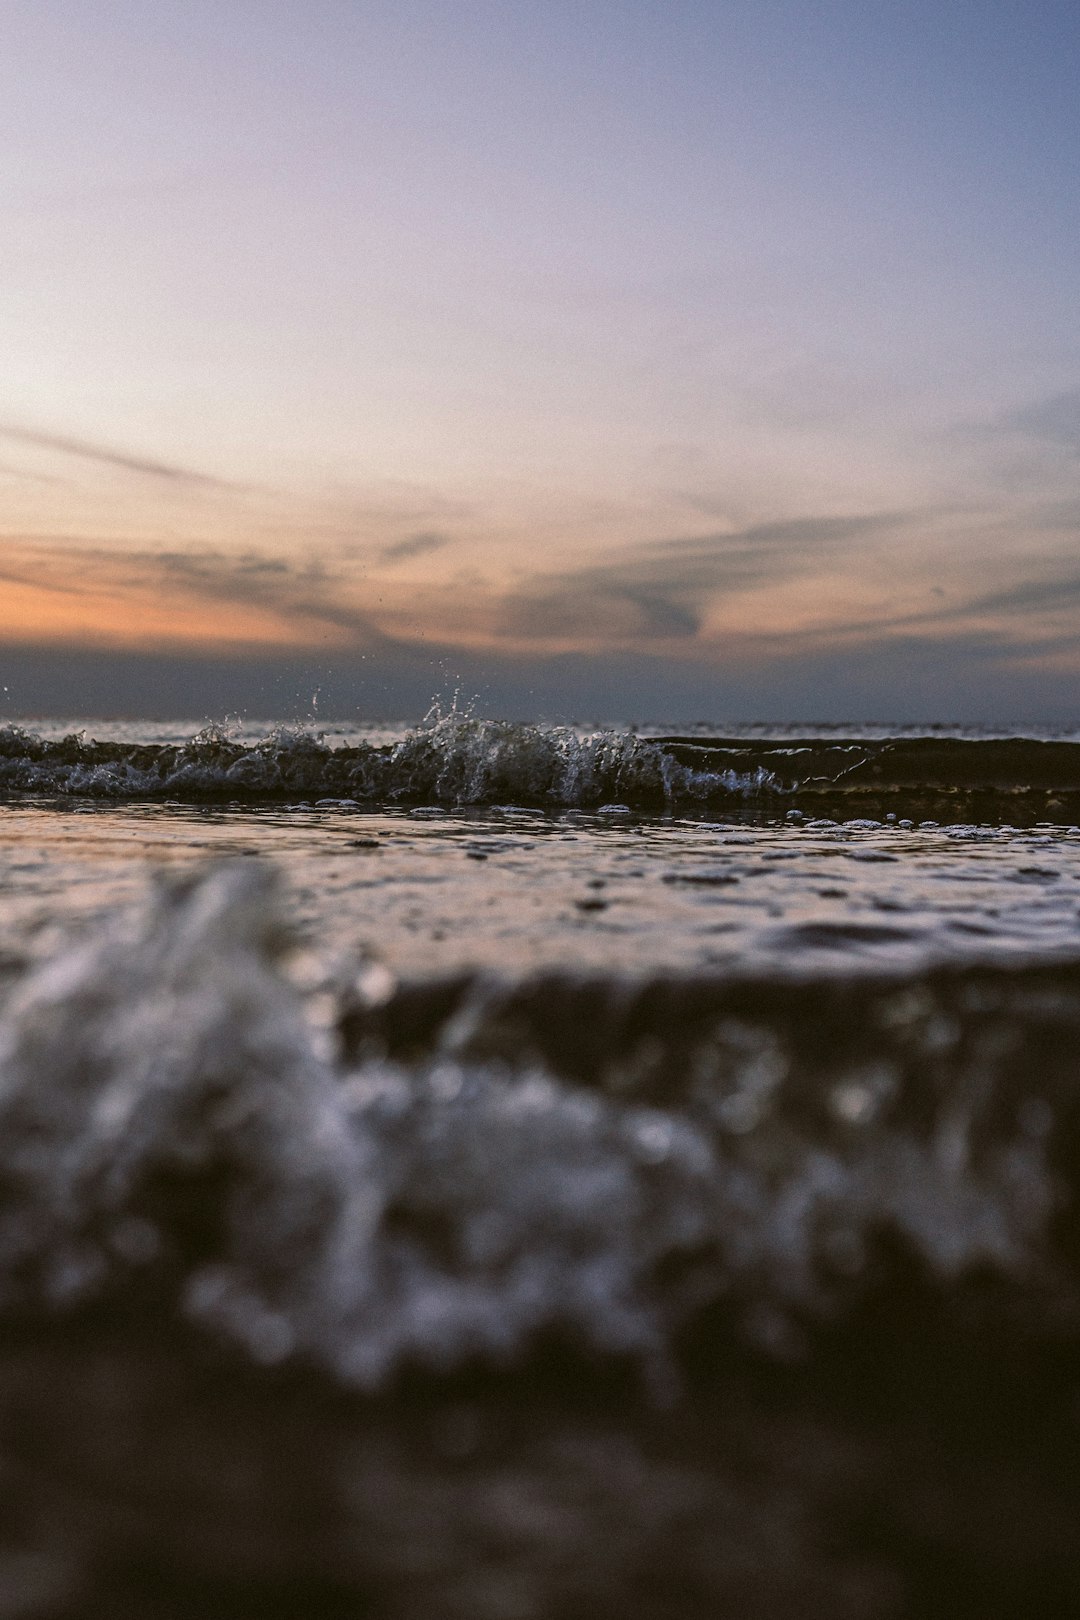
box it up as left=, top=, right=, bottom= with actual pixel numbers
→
left=1, top=0, right=1080, bottom=722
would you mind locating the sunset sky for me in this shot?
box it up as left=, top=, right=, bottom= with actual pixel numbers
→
left=2, top=0, right=1080, bottom=721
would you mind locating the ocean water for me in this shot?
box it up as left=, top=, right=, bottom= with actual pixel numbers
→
left=2, top=712, right=1080, bottom=1617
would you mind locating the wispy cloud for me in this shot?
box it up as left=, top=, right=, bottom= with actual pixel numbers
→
left=378, top=530, right=455, bottom=563
left=126, top=548, right=398, bottom=646
left=0, top=422, right=237, bottom=488
left=0, top=540, right=387, bottom=651
left=963, top=566, right=1080, bottom=619
left=493, top=509, right=925, bottom=645
left=3, top=501, right=1076, bottom=684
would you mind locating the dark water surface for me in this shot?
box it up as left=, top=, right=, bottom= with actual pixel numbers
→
left=2, top=717, right=1080, bottom=1617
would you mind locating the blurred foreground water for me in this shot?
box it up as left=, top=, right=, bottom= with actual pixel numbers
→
left=1, top=716, right=1080, bottom=1616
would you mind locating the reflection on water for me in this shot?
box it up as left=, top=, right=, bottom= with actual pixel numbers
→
left=1, top=801, right=1079, bottom=982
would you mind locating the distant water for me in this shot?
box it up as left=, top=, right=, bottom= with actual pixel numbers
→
left=2, top=713, right=1080, bottom=1617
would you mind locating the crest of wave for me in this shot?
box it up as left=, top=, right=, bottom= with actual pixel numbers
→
left=383, top=711, right=677, bottom=805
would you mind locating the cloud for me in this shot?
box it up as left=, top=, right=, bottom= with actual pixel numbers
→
left=501, top=584, right=701, bottom=643
left=494, top=509, right=925, bottom=646
left=378, top=530, right=454, bottom=563
left=707, top=547, right=1080, bottom=667
left=0, top=539, right=388, bottom=651
left=607, top=509, right=921, bottom=592
left=3, top=504, right=1080, bottom=723
left=0, top=559, right=86, bottom=597
left=130, top=548, right=389, bottom=644
left=0, top=509, right=914, bottom=662
left=0, top=422, right=237, bottom=488
left=964, top=568, right=1080, bottom=618
left=6, top=501, right=1073, bottom=685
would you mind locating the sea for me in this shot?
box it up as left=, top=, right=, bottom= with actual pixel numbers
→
left=2, top=709, right=1080, bottom=1618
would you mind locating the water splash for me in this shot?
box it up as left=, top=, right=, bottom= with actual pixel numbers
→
left=0, top=861, right=1072, bottom=1395
left=0, top=716, right=780, bottom=808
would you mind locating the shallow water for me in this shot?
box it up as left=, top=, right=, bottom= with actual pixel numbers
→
left=2, top=799, right=1080, bottom=984
left=2, top=716, right=1080, bottom=1617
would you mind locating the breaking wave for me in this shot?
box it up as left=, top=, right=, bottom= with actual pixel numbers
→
left=4, top=715, right=1080, bottom=818
left=0, top=715, right=771, bottom=811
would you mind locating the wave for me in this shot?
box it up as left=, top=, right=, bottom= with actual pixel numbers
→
left=4, top=862, right=1080, bottom=1613
left=3, top=716, right=1080, bottom=818
left=0, top=715, right=771, bottom=810
left=1, top=859, right=1076, bottom=1388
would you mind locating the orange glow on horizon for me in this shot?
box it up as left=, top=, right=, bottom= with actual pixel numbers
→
left=0, top=574, right=356, bottom=654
